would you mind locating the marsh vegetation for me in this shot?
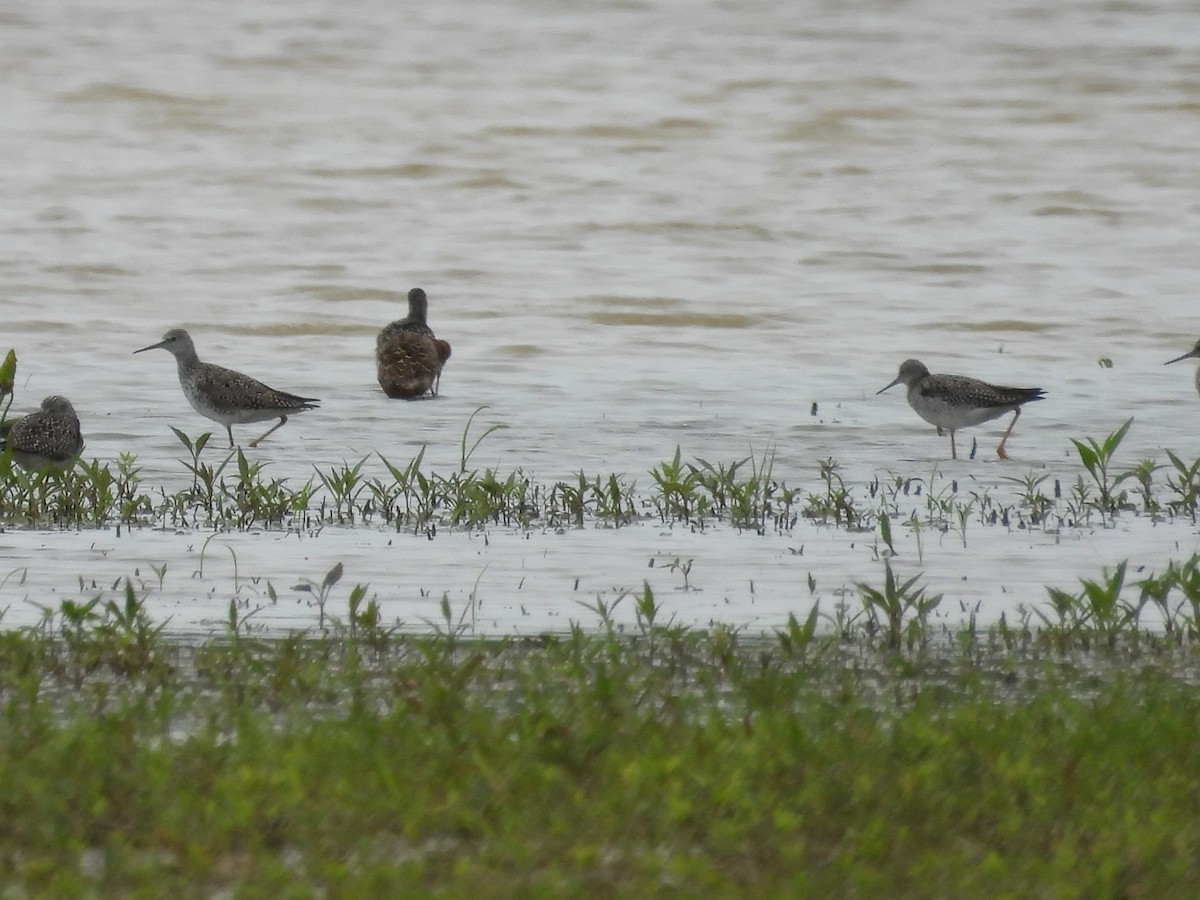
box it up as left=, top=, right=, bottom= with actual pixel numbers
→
left=3, top=410, right=1200, bottom=894
left=0, top=412, right=1192, bottom=540
left=1, top=575, right=1198, bottom=895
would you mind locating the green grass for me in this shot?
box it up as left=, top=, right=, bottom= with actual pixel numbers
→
left=1, top=582, right=1199, bottom=896
left=0, top=414, right=1197, bottom=536
left=4, top=414, right=1200, bottom=892
left=0, top=434, right=1169, bottom=535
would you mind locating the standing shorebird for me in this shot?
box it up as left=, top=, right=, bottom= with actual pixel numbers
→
left=0, top=395, right=84, bottom=472
left=376, top=287, right=452, bottom=399
left=877, top=359, right=1046, bottom=460
left=135, top=329, right=319, bottom=448
left=1165, top=339, right=1200, bottom=396
left=377, top=333, right=452, bottom=399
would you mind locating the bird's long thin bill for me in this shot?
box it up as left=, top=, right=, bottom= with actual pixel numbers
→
left=133, top=342, right=165, bottom=354
left=1164, top=353, right=1195, bottom=365
left=876, top=378, right=901, bottom=395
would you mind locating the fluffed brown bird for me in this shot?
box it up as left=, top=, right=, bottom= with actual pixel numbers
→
left=376, top=287, right=451, bottom=399
left=377, top=332, right=452, bottom=399
left=0, top=395, right=85, bottom=472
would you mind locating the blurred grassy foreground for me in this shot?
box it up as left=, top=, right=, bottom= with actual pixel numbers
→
left=0, top=588, right=1198, bottom=898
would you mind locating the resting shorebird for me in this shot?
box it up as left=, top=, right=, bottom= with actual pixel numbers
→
left=878, top=359, right=1045, bottom=460
left=0, top=395, right=84, bottom=472
left=376, top=287, right=451, bottom=399
left=135, top=329, right=319, bottom=448
left=377, top=333, right=452, bottom=399
left=1165, top=339, right=1200, bottom=397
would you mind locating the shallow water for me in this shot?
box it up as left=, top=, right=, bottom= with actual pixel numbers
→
left=2, top=0, right=1200, bottom=634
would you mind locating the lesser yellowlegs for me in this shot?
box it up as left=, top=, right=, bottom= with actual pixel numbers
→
left=877, top=359, right=1046, bottom=460
left=135, top=329, right=319, bottom=448
left=376, top=287, right=451, bottom=399
left=1165, top=339, right=1200, bottom=396
left=0, top=395, right=84, bottom=472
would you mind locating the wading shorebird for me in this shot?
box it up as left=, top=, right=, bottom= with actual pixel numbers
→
left=377, top=332, right=452, bottom=400
left=877, top=359, right=1046, bottom=460
left=135, top=329, right=319, bottom=448
left=1165, top=339, right=1200, bottom=397
left=0, top=395, right=85, bottom=472
left=376, top=287, right=452, bottom=399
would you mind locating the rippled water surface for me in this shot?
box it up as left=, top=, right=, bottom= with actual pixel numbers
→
left=2, top=0, right=1200, bottom=634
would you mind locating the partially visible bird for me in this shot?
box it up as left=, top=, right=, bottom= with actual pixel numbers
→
left=0, top=395, right=85, bottom=472
left=134, top=329, right=319, bottom=448
left=1165, top=339, right=1200, bottom=397
left=877, top=359, right=1046, bottom=460
left=376, top=287, right=451, bottom=399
